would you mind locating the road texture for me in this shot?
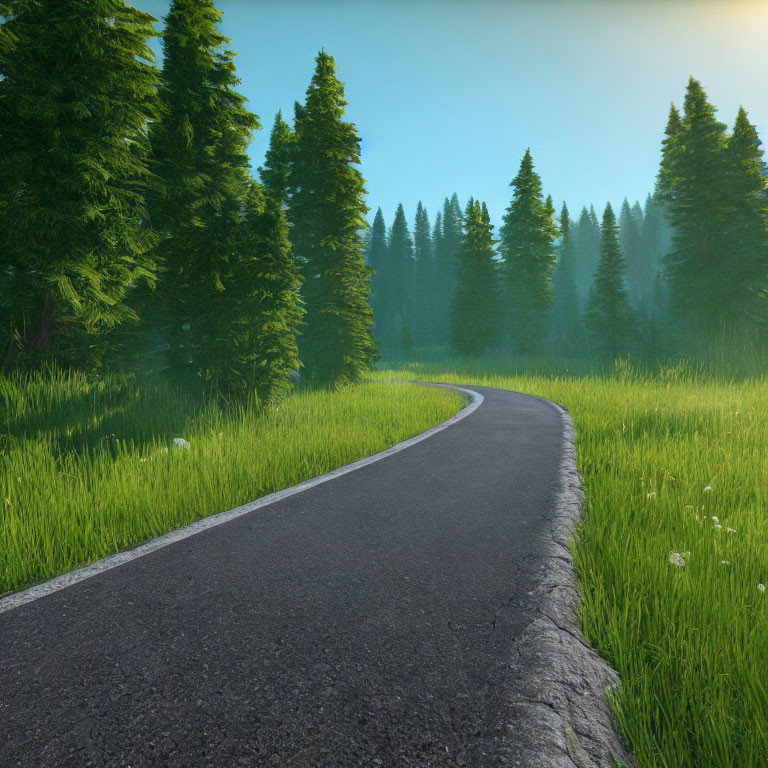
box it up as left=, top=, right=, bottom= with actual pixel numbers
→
left=0, top=385, right=630, bottom=768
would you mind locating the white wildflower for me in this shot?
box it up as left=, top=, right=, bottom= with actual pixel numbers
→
left=669, top=552, right=686, bottom=568
left=182, top=323, right=191, bottom=331
left=727, top=527, right=736, bottom=534
left=714, top=524, right=723, bottom=530
left=721, top=560, right=730, bottom=566
left=711, top=516, right=719, bottom=523
left=758, top=583, right=766, bottom=593
left=173, top=437, right=191, bottom=450
left=647, top=491, right=656, bottom=498
left=704, top=485, right=713, bottom=493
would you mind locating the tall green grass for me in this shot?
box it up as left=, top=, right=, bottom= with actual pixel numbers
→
left=391, top=359, right=768, bottom=768
left=1, top=368, right=462, bottom=595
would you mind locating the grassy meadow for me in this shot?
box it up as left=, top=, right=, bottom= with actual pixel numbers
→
left=5, top=355, right=768, bottom=768
left=383, top=357, right=768, bottom=768
left=0, top=368, right=463, bottom=596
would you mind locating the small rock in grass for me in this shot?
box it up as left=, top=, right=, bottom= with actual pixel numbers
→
left=669, top=552, right=686, bottom=568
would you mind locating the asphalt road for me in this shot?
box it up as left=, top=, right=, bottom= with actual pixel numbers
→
left=0, top=385, right=565, bottom=768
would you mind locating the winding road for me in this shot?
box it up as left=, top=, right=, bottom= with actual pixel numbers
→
left=0, top=385, right=626, bottom=767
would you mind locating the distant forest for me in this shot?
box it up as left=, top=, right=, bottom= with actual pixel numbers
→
left=1, top=0, right=766, bottom=401
left=366, top=79, right=767, bottom=362
left=367, top=190, right=672, bottom=359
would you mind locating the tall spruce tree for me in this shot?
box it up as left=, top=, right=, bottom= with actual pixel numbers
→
left=372, top=203, right=414, bottom=357
left=223, top=182, right=303, bottom=403
left=657, top=104, right=682, bottom=204
left=430, top=211, right=444, bottom=345
left=619, top=198, right=645, bottom=308
left=0, top=0, right=160, bottom=369
left=585, top=203, right=635, bottom=357
left=661, top=79, right=740, bottom=334
left=450, top=199, right=502, bottom=357
left=499, top=149, right=558, bottom=352
left=550, top=202, right=581, bottom=351
left=258, top=109, right=294, bottom=206
left=433, top=194, right=463, bottom=345
left=367, top=208, right=388, bottom=337
left=149, top=0, right=301, bottom=399
left=641, top=193, right=671, bottom=281
left=572, top=206, right=601, bottom=304
left=726, top=107, right=768, bottom=326
left=412, top=202, right=435, bottom=347
left=288, top=51, right=376, bottom=384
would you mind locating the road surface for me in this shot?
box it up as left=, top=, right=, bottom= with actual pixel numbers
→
left=0, top=385, right=574, bottom=767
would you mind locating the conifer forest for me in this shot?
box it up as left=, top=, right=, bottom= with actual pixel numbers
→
left=1, top=3, right=768, bottom=768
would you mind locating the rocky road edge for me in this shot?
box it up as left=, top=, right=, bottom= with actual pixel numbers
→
left=505, top=400, right=635, bottom=768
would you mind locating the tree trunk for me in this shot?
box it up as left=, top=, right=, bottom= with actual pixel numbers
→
left=31, top=294, right=53, bottom=350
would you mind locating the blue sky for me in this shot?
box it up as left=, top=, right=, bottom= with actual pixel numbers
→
left=132, top=0, right=768, bottom=231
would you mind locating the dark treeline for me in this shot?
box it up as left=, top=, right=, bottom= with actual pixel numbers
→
left=2, top=0, right=765, bottom=398
left=370, top=78, right=767, bottom=361
left=0, top=0, right=375, bottom=400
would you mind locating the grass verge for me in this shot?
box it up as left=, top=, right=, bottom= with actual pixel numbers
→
left=1, top=369, right=463, bottom=595
left=384, top=360, right=768, bottom=768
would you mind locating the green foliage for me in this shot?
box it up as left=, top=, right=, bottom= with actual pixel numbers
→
left=661, top=79, right=768, bottom=334
left=450, top=199, right=502, bottom=357
left=433, top=194, right=463, bottom=345
left=411, top=201, right=436, bottom=347
left=288, top=51, right=376, bottom=386
left=367, top=207, right=388, bottom=337
left=374, top=203, right=413, bottom=355
left=221, top=183, right=303, bottom=404
left=499, top=149, right=559, bottom=351
left=727, top=106, right=768, bottom=326
left=147, top=0, right=301, bottom=401
left=585, top=203, right=635, bottom=357
left=367, top=208, right=388, bottom=272
left=259, top=109, right=295, bottom=205
left=571, top=206, right=602, bottom=306
left=550, top=202, right=582, bottom=351
left=619, top=198, right=646, bottom=308
left=0, top=0, right=161, bottom=369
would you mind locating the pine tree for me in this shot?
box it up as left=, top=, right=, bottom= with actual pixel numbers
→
left=384, top=203, right=414, bottom=355
left=430, top=211, right=444, bottom=346
left=411, top=202, right=434, bottom=347
left=572, top=206, right=601, bottom=305
left=726, top=107, right=768, bottom=325
left=366, top=207, right=388, bottom=339
left=0, top=0, right=160, bottom=369
left=369, top=203, right=412, bottom=357
left=288, top=51, right=376, bottom=385
left=641, top=193, right=672, bottom=280
left=433, top=194, right=463, bottom=345
left=619, top=198, right=645, bottom=307
left=656, top=104, right=682, bottom=204
left=585, top=203, right=635, bottom=357
left=661, top=79, right=736, bottom=334
left=149, top=0, right=301, bottom=398
left=215, top=183, right=302, bottom=403
left=450, top=200, right=502, bottom=357
left=258, top=109, right=294, bottom=206
left=499, top=149, right=558, bottom=352
left=550, top=202, right=581, bottom=351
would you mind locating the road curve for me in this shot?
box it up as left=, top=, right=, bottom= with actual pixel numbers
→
left=0, top=385, right=622, bottom=767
